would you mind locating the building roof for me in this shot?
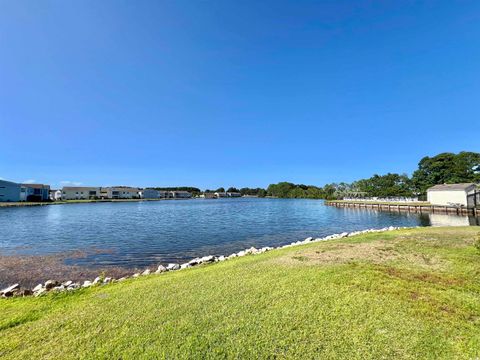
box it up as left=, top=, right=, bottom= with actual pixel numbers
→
left=108, top=187, right=140, bottom=192
left=427, top=183, right=476, bottom=191
left=22, top=183, right=50, bottom=189
left=62, top=186, right=100, bottom=191
left=0, top=179, right=20, bottom=186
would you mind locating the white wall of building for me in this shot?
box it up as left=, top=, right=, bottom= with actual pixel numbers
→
left=427, top=190, right=469, bottom=206
left=62, top=187, right=100, bottom=200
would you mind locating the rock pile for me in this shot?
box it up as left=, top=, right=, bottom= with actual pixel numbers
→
left=0, top=226, right=409, bottom=299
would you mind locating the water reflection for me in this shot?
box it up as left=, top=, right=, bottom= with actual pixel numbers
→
left=426, top=213, right=479, bottom=227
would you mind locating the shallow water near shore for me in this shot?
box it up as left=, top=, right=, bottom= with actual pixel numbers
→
left=0, top=198, right=478, bottom=287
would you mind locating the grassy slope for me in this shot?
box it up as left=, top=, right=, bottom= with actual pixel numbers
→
left=1, top=227, right=480, bottom=359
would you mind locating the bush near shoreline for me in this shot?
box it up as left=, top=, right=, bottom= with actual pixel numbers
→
left=1, top=227, right=479, bottom=359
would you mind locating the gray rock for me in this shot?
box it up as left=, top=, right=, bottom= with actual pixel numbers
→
left=166, top=263, right=180, bottom=271
left=15, top=289, right=33, bottom=297
left=44, top=280, right=59, bottom=290
left=1, top=284, right=19, bottom=297
left=155, top=265, right=167, bottom=274
left=67, top=283, right=80, bottom=290
left=188, top=258, right=201, bottom=266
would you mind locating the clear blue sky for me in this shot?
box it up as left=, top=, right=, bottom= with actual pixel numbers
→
left=1, top=1, right=479, bottom=189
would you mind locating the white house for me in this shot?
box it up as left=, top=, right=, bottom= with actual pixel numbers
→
left=143, top=189, right=168, bottom=199
left=49, top=189, right=62, bottom=201
left=62, top=187, right=101, bottom=200
left=427, top=183, right=477, bottom=207
left=170, top=191, right=192, bottom=199
left=106, top=187, right=141, bottom=199
left=227, top=192, right=242, bottom=197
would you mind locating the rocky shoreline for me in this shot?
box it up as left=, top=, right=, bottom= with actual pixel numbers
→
left=0, top=226, right=408, bottom=298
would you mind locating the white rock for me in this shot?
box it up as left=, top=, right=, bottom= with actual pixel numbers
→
left=180, top=263, right=191, bottom=270
left=1, top=284, right=19, bottom=297
left=200, top=255, right=215, bottom=263
left=103, top=277, right=112, bottom=284
left=132, top=273, right=140, bottom=278
left=155, top=265, right=167, bottom=273
left=141, top=269, right=151, bottom=276
left=52, top=285, right=65, bottom=292
left=118, top=277, right=128, bottom=282
left=82, top=280, right=93, bottom=288
left=33, top=284, right=44, bottom=292
left=93, top=277, right=102, bottom=285
left=304, top=237, right=313, bottom=242
left=166, top=263, right=180, bottom=271
left=63, top=280, right=73, bottom=287
left=217, top=255, right=226, bottom=261
left=237, top=251, right=246, bottom=257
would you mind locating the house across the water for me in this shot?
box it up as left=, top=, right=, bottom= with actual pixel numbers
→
left=62, top=187, right=101, bottom=200
left=0, top=179, right=50, bottom=202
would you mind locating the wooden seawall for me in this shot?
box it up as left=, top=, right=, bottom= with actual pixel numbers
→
left=325, top=201, right=479, bottom=217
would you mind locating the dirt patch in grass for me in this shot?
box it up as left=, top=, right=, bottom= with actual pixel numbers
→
left=274, top=239, right=446, bottom=270
left=379, top=265, right=464, bottom=287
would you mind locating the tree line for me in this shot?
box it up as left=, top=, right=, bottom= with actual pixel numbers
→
left=265, top=152, right=480, bottom=200
left=149, top=152, right=479, bottom=200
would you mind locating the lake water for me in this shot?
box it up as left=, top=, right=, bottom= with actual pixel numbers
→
left=0, top=198, right=478, bottom=270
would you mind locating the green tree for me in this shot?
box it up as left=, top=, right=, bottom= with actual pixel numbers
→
left=412, top=152, right=480, bottom=194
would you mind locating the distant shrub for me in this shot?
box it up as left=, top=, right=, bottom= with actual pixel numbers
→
left=475, top=233, right=480, bottom=252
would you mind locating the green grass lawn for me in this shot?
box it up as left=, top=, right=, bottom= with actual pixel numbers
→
left=1, top=227, right=480, bottom=359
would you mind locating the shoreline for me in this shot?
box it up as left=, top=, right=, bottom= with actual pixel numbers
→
left=1, top=225, right=409, bottom=298
left=0, top=197, right=193, bottom=208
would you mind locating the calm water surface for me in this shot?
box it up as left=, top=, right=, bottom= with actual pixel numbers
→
left=0, top=198, right=478, bottom=269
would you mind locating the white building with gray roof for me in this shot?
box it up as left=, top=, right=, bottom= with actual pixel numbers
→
left=427, top=183, right=478, bottom=207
